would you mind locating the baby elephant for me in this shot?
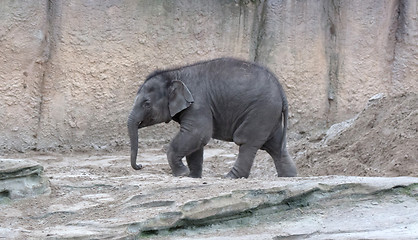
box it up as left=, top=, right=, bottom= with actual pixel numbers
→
left=127, top=58, right=297, bottom=178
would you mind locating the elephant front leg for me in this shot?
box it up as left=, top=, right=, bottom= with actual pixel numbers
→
left=167, top=127, right=210, bottom=177
left=226, top=144, right=258, bottom=179
left=186, top=148, right=204, bottom=178
left=167, top=144, right=190, bottom=177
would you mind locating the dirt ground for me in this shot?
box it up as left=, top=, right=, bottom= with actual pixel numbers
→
left=293, top=92, right=418, bottom=177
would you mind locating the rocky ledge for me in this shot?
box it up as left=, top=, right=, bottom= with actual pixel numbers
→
left=0, top=153, right=416, bottom=239
left=129, top=176, right=417, bottom=239
left=0, top=159, right=50, bottom=201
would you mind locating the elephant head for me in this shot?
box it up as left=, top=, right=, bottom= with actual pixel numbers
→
left=127, top=72, right=194, bottom=170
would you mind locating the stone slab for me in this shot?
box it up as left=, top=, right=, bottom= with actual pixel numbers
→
left=0, top=159, right=50, bottom=200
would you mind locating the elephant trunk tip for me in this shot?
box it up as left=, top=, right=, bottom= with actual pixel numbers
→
left=131, top=163, right=143, bottom=170
left=128, top=117, right=142, bottom=171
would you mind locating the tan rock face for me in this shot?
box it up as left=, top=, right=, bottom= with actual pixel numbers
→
left=0, top=1, right=48, bottom=152
left=0, top=0, right=417, bottom=152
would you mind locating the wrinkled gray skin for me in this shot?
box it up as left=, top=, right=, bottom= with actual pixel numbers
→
left=128, top=58, right=297, bottom=179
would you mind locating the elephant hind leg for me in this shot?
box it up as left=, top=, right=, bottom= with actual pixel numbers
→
left=226, top=144, right=259, bottom=179
left=262, top=129, right=297, bottom=177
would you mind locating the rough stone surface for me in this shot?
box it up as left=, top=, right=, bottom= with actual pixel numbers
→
left=0, top=0, right=48, bottom=152
left=0, top=152, right=416, bottom=239
left=0, top=0, right=417, bottom=152
left=0, top=159, right=50, bottom=200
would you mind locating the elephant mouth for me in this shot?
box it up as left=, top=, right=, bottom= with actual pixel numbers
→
left=139, top=118, right=157, bottom=128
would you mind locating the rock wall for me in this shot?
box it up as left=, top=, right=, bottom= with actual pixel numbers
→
left=0, top=0, right=417, bottom=152
left=0, top=1, right=49, bottom=152
left=254, top=0, right=417, bottom=130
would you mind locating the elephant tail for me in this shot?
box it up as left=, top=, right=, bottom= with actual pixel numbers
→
left=281, top=98, right=289, bottom=150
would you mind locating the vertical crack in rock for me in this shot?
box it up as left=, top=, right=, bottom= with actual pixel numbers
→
left=324, top=0, right=340, bottom=126
left=237, top=1, right=243, bottom=54
left=35, top=0, right=54, bottom=149
left=250, top=0, right=268, bottom=63
left=390, top=0, right=406, bottom=92
left=393, top=0, right=406, bottom=49
left=236, top=0, right=249, bottom=55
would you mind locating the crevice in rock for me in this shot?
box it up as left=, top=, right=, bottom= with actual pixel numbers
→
left=35, top=0, right=58, bottom=150
left=390, top=0, right=406, bottom=92
left=0, top=190, right=10, bottom=199
left=250, top=0, right=267, bottom=63
left=237, top=1, right=243, bottom=51
left=324, top=0, right=341, bottom=126
left=394, top=0, right=406, bottom=43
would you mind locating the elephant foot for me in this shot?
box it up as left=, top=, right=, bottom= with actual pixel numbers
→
left=225, top=171, right=239, bottom=179
left=225, top=166, right=250, bottom=179
left=172, top=166, right=190, bottom=177
left=277, top=171, right=297, bottom=177
left=189, top=172, right=202, bottom=178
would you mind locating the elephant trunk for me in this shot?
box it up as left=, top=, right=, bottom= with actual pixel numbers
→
left=128, top=114, right=143, bottom=170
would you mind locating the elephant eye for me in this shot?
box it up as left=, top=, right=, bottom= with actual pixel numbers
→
left=143, top=99, right=151, bottom=108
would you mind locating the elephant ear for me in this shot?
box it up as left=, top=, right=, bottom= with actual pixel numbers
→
left=168, top=80, right=194, bottom=117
